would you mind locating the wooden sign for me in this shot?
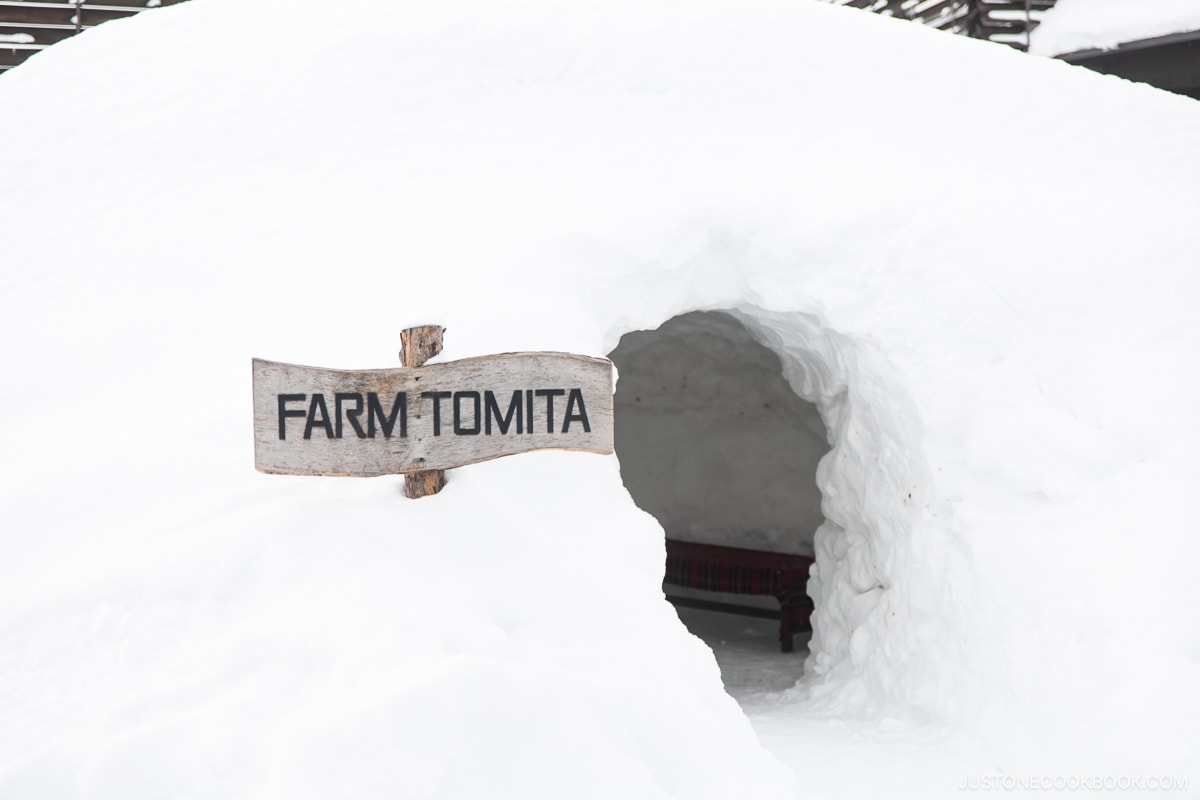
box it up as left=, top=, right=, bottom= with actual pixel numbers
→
left=252, top=352, right=614, bottom=476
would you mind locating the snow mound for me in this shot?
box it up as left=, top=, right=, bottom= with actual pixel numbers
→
left=2, top=0, right=1199, bottom=796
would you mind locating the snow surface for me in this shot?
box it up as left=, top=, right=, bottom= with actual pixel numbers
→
left=1, top=0, right=1199, bottom=797
left=1030, top=0, right=1200, bottom=56
left=610, top=311, right=828, bottom=556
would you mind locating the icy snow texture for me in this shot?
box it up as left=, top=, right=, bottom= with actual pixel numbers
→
left=1, top=0, right=1199, bottom=796
left=1030, top=0, right=1200, bottom=55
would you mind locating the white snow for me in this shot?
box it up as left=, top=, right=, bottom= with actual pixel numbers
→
left=1, top=0, right=1199, bottom=797
left=610, top=311, right=828, bottom=556
left=1030, top=0, right=1200, bottom=55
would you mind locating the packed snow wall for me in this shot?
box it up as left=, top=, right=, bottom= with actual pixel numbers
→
left=609, top=311, right=829, bottom=556
left=605, top=306, right=952, bottom=708
left=619, top=304, right=973, bottom=711
left=609, top=301, right=969, bottom=707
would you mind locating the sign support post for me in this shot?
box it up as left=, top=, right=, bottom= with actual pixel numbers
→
left=400, top=324, right=447, bottom=499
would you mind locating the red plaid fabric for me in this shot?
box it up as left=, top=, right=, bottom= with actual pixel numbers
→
left=664, top=538, right=815, bottom=651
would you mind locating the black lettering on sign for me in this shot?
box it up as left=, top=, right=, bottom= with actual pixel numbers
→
left=367, top=392, right=407, bottom=438
left=453, top=391, right=482, bottom=435
left=304, top=394, right=335, bottom=439
left=535, top=389, right=566, bottom=434
left=272, top=385, right=597, bottom=444
left=421, top=391, right=453, bottom=436
left=484, top=390, right=523, bottom=435
left=278, top=394, right=307, bottom=440
left=562, top=388, right=591, bottom=433
left=335, top=393, right=367, bottom=439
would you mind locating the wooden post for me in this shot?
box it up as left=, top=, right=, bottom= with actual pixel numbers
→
left=400, top=325, right=446, bottom=499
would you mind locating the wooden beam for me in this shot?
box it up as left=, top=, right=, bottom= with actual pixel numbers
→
left=400, top=325, right=446, bottom=499
left=0, top=2, right=189, bottom=28
left=0, top=4, right=132, bottom=27
left=0, top=44, right=45, bottom=68
left=665, top=593, right=785, bottom=621
left=977, top=0, right=1055, bottom=9
left=0, top=24, right=80, bottom=45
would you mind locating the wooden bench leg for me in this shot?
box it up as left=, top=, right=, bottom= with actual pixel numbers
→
left=777, top=587, right=811, bottom=653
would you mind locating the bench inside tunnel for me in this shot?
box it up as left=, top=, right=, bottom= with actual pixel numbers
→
left=663, top=538, right=814, bottom=653
left=607, top=310, right=829, bottom=656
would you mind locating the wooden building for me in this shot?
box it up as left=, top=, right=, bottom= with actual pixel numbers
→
left=829, top=0, right=1200, bottom=100
left=1060, top=29, right=1200, bottom=101
left=1, top=0, right=187, bottom=73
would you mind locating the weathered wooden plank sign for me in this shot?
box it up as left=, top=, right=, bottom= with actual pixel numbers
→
left=252, top=352, right=614, bottom=477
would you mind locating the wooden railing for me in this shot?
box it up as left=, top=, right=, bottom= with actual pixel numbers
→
left=1, top=0, right=187, bottom=72
left=830, top=0, right=1059, bottom=50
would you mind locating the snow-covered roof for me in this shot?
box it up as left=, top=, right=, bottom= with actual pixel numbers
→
left=1030, top=0, right=1200, bottom=55
left=1, top=0, right=1199, bottom=797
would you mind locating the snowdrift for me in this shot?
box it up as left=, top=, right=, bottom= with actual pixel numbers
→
left=2, top=0, right=1199, bottom=796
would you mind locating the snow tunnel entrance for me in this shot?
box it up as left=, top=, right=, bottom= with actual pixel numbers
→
left=608, top=311, right=831, bottom=690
